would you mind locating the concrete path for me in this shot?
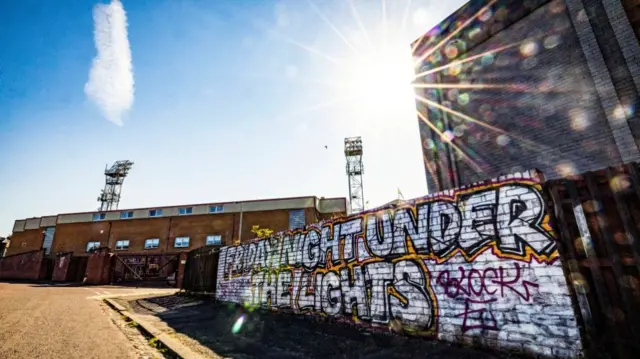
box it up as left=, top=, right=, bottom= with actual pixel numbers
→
left=114, top=294, right=514, bottom=359
left=0, top=281, right=177, bottom=359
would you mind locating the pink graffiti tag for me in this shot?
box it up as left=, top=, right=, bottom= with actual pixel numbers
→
left=455, top=298, right=498, bottom=332
left=436, top=263, right=539, bottom=333
left=436, top=262, right=539, bottom=301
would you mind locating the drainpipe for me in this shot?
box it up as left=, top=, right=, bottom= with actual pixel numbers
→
left=237, top=202, right=243, bottom=245
left=166, top=217, right=173, bottom=253
left=106, top=221, right=113, bottom=249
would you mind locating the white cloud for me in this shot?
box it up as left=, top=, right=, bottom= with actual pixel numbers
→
left=85, top=0, right=134, bottom=127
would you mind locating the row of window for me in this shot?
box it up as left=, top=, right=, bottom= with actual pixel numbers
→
left=92, top=205, right=225, bottom=221
left=86, top=235, right=222, bottom=252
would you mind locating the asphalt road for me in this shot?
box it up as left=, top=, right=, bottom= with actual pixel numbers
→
left=0, top=282, right=177, bottom=359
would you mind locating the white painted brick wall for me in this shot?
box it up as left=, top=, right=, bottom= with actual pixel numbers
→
left=215, top=170, right=584, bottom=358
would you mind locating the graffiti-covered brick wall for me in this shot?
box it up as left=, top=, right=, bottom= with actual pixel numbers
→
left=215, top=170, right=583, bottom=358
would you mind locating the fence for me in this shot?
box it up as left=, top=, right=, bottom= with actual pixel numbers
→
left=546, top=164, right=640, bottom=358
left=182, top=246, right=220, bottom=293
left=112, top=253, right=179, bottom=283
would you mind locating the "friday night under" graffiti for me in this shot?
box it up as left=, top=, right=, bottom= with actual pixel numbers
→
left=216, top=171, right=583, bottom=357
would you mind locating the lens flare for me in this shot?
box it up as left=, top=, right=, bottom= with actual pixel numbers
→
left=520, top=41, right=539, bottom=57
left=481, top=53, right=495, bottom=66
left=447, top=89, right=459, bottom=101
left=442, top=130, right=455, bottom=142
left=569, top=108, right=590, bottom=131
left=232, top=315, right=245, bottom=334
left=610, top=174, right=631, bottom=193
left=453, top=125, right=466, bottom=137
left=448, top=62, right=462, bottom=76
left=543, top=35, right=561, bottom=49
left=556, top=162, right=577, bottom=177
left=612, top=104, right=634, bottom=121
left=468, top=26, right=482, bottom=39
left=457, top=93, right=470, bottom=105
left=496, top=134, right=510, bottom=146
left=445, top=44, right=459, bottom=59
left=479, top=8, right=493, bottom=22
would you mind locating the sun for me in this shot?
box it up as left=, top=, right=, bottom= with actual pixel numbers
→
left=340, top=44, right=417, bottom=115
left=273, top=1, right=424, bottom=125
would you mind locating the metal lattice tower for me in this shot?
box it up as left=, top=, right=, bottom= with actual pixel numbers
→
left=97, top=160, right=134, bottom=211
left=344, top=137, right=365, bottom=214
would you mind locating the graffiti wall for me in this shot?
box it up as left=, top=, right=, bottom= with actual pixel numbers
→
left=216, top=171, right=582, bottom=358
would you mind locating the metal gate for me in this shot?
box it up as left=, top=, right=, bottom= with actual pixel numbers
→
left=112, top=253, right=179, bottom=284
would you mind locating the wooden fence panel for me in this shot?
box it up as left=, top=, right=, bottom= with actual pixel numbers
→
left=546, top=164, right=640, bottom=358
left=182, top=246, right=220, bottom=294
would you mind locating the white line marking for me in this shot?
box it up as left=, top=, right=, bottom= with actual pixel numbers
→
left=85, top=290, right=178, bottom=300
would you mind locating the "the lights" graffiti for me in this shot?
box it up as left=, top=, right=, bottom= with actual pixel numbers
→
left=216, top=171, right=582, bottom=357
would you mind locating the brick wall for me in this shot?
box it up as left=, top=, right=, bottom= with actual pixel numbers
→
left=52, top=221, right=112, bottom=255
left=0, top=250, right=45, bottom=280
left=5, top=229, right=43, bottom=256
left=44, top=208, right=318, bottom=257
left=414, top=0, right=640, bottom=193
left=215, top=170, right=583, bottom=358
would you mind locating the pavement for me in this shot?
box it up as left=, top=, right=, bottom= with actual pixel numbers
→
left=0, top=282, right=524, bottom=359
left=0, top=281, right=177, bottom=359
left=111, top=294, right=520, bottom=359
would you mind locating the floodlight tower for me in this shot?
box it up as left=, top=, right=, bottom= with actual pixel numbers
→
left=344, top=137, right=365, bottom=214
left=97, top=160, right=134, bottom=211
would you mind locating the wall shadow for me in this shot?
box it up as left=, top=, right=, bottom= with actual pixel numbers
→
left=131, top=295, right=529, bottom=359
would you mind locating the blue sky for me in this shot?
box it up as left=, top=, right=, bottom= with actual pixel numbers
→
left=0, top=0, right=466, bottom=235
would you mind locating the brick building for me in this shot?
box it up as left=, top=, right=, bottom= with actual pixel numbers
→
left=413, top=0, right=640, bottom=193
left=7, top=196, right=347, bottom=258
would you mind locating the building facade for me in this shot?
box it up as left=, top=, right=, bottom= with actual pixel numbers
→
left=7, top=196, right=347, bottom=258
left=413, top=0, right=640, bottom=193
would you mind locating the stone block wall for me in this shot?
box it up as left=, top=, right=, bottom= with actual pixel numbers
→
left=215, top=170, right=583, bottom=358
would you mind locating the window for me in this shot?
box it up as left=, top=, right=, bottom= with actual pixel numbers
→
left=289, top=209, right=306, bottom=230
left=92, top=213, right=106, bottom=221
left=86, top=241, right=100, bottom=252
left=42, top=227, right=55, bottom=256
left=209, top=205, right=224, bottom=213
left=115, top=240, right=130, bottom=250
left=149, top=209, right=163, bottom=217
left=120, top=211, right=134, bottom=219
left=205, top=235, right=222, bottom=246
left=174, top=237, right=190, bottom=248
left=144, top=238, right=160, bottom=249
left=178, top=207, right=193, bottom=215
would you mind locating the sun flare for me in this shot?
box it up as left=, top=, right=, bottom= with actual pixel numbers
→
left=341, top=46, right=417, bottom=114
